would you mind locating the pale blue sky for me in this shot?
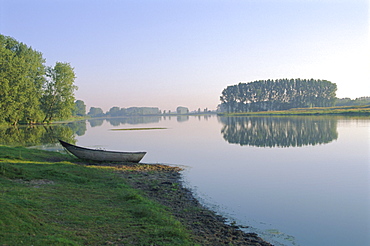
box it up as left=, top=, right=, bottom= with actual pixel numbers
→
left=1, top=0, right=369, bottom=111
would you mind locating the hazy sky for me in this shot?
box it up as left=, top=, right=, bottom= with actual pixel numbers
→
left=1, top=0, right=369, bottom=112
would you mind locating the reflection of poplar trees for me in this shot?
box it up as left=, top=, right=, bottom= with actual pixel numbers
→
left=220, top=117, right=338, bottom=147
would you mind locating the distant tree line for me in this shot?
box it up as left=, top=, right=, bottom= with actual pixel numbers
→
left=220, top=79, right=337, bottom=113
left=0, top=34, right=78, bottom=124
left=87, top=107, right=161, bottom=118
left=335, top=97, right=370, bottom=106
left=86, top=106, right=211, bottom=118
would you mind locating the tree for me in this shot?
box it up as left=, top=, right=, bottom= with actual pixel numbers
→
left=220, top=79, right=337, bottom=113
left=41, top=62, right=77, bottom=122
left=177, top=106, right=189, bottom=114
left=0, top=35, right=46, bottom=124
left=106, top=106, right=121, bottom=117
left=87, top=107, right=105, bottom=117
left=0, top=35, right=80, bottom=125
left=74, top=100, right=86, bottom=116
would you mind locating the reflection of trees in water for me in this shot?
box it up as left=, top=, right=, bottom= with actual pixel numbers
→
left=196, top=115, right=211, bottom=121
left=0, top=121, right=87, bottom=146
left=66, top=121, right=87, bottom=137
left=88, top=119, right=105, bottom=127
left=105, top=117, right=161, bottom=126
left=177, top=116, right=189, bottom=122
left=105, top=115, right=214, bottom=125
left=220, top=116, right=338, bottom=147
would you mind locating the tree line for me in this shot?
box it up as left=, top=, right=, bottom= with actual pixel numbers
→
left=86, top=107, right=161, bottom=118
left=335, top=96, right=370, bottom=106
left=86, top=106, right=204, bottom=118
left=220, top=79, right=337, bottom=113
left=0, top=35, right=78, bottom=125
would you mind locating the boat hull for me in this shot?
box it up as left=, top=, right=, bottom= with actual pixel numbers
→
left=59, top=140, right=146, bottom=163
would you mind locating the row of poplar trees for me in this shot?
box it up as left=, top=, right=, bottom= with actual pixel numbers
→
left=220, top=79, right=337, bottom=112
left=0, top=35, right=77, bottom=125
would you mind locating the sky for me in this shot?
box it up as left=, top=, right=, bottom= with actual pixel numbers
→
left=1, top=0, right=369, bottom=112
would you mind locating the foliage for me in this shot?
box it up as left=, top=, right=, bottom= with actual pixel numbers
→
left=125, top=107, right=160, bottom=116
left=89, top=107, right=162, bottom=118
left=177, top=106, right=189, bottom=114
left=105, top=107, right=160, bottom=117
left=220, top=79, right=337, bottom=113
left=87, top=107, right=105, bottom=117
left=335, top=96, right=370, bottom=106
left=73, top=100, right=86, bottom=116
left=0, top=35, right=46, bottom=124
left=41, top=62, right=77, bottom=122
left=106, top=106, right=122, bottom=117
left=0, top=34, right=79, bottom=125
left=0, top=146, right=194, bottom=245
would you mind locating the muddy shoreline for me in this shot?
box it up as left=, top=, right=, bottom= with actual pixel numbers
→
left=114, top=163, right=273, bottom=245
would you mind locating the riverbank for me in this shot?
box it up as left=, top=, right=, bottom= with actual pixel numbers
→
left=218, top=105, right=370, bottom=116
left=0, top=146, right=271, bottom=245
left=116, top=164, right=272, bottom=245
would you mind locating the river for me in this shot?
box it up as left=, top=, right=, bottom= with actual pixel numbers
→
left=2, top=115, right=369, bottom=246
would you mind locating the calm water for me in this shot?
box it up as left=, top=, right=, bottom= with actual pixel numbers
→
left=3, top=115, right=369, bottom=246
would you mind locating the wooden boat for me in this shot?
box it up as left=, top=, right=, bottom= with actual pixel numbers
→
left=59, top=140, right=146, bottom=163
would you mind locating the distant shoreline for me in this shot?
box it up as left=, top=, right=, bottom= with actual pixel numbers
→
left=218, top=105, right=370, bottom=116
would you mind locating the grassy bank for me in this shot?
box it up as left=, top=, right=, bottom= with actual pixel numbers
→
left=0, top=146, right=193, bottom=245
left=219, top=105, right=370, bottom=116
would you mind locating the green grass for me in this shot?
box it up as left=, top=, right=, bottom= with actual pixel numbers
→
left=219, top=105, right=370, bottom=116
left=0, top=146, right=194, bottom=245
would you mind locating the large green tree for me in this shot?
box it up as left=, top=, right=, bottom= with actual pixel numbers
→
left=41, top=62, right=77, bottom=122
left=0, top=35, right=80, bottom=124
left=0, top=35, right=45, bottom=124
